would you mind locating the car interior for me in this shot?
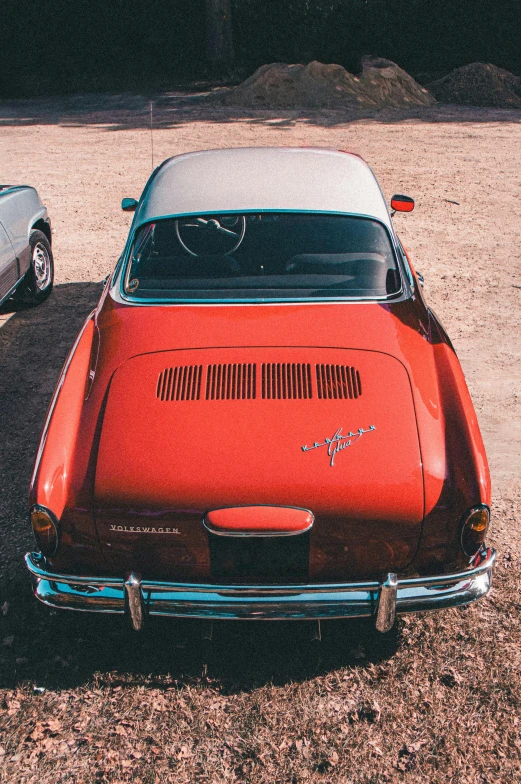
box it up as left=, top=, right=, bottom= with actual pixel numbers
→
left=125, top=212, right=401, bottom=299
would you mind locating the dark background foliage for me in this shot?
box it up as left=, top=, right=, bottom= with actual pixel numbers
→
left=1, top=0, right=520, bottom=97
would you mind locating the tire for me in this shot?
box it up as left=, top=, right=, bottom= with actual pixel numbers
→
left=15, top=230, right=54, bottom=305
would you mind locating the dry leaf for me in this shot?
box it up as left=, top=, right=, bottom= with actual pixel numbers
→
left=29, top=723, right=45, bottom=742
left=6, top=699, right=21, bottom=716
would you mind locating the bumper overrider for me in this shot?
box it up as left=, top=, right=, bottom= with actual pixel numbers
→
left=25, top=548, right=496, bottom=633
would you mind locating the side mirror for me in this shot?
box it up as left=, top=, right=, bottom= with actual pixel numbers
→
left=391, top=194, right=414, bottom=213
left=121, top=198, right=138, bottom=212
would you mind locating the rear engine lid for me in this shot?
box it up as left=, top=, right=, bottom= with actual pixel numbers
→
left=94, top=347, right=424, bottom=574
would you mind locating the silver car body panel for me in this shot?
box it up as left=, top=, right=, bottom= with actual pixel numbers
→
left=131, top=148, right=393, bottom=231
left=0, top=185, right=49, bottom=303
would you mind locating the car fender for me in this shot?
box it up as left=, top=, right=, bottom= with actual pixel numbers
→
left=0, top=186, right=47, bottom=259
left=29, top=313, right=96, bottom=519
left=433, top=329, right=490, bottom=503
left=415, top=310, right=491, bottom=568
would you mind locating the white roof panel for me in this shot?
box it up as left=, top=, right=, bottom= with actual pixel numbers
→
left=135, top=147, right=391, bottom=228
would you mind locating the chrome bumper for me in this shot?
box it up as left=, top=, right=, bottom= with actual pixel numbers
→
left=25, top=548, right=496, bottom=634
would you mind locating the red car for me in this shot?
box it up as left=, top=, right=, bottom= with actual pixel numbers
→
left=25, top=148, right=495, bottom=634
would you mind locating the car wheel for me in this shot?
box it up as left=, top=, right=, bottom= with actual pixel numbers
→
left=15, top=230, right=54, bottom=305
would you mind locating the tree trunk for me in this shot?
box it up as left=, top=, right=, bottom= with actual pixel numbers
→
left=206, top=0, right=235, bottom=72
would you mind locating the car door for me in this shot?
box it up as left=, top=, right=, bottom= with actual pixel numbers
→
left=0, top=220, right=18, bottom=303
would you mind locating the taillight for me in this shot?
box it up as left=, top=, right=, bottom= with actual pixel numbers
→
left=460, top=505, right=490, bottom=557
left=30, top=505, right=60, bottom=556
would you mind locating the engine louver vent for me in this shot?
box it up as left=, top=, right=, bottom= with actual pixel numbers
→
left=316, top=364, right=362, bottom=399
left=156, top=361, right=362, bottom=401
left=262, top=363, right=313, bottom=399
left=156, top=366, right=203, bottom=401
left=206, top=363, right=256, bottom=400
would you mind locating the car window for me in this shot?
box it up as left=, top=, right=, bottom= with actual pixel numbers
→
left=123, top=213, right=401, bottom=301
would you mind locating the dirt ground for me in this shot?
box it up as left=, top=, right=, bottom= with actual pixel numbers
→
left=0, top=92, right=520, bottom=783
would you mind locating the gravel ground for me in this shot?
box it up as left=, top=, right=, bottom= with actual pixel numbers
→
left=0, top=93, right=520, bottom=783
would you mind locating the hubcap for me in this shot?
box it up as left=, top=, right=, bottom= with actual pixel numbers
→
left=32, top=243, right=51, bottom=291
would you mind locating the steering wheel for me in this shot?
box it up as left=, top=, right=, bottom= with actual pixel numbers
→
left=175, top=215, right=246, bottom=257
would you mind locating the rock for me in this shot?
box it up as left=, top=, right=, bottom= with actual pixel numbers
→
left=428, top=63, right=521, bottom=108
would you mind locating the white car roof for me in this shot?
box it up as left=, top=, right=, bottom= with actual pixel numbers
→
left=134, top=147, right=392, bottom=229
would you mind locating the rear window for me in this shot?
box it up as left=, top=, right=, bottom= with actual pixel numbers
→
left=123, top=212, right=401, bottom=301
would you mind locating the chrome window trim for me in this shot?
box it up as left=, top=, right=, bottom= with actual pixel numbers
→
left=397, top=240, right=415, bottom=288
left=115, top=210, right=407, bottom=307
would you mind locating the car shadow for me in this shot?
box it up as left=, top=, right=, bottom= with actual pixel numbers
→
left=0, top=605, right=401, bottom=693
left=0, top=281, right=399, bottom=692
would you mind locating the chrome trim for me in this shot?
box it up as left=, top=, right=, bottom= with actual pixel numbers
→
left=302, top=425, right=376, bottom=468
left=32, top=241, right=52, bottom=291
left=375, top=572, right=398, bottom=632
left=132, top=208, right=392, bottom=233
left=118, top=210, right=405, bottom=307
left=25, top=548, right=496, bottom=629
left=124, top=572, right=145, bottom=631
left=204, top=526, right=313, bottom=538
left=203, top=505, right=314, bottom=537
left=119, top=292, right=404, bottom=306
left=397, top=241, right=414, bottom=288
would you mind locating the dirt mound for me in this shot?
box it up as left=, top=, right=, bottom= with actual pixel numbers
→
left=428, top=63, right=521, bottom=107
left=220, top=57, right=435, bottom=109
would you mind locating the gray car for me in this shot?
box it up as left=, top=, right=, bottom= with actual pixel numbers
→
left=0, top=184, right=53, bottom=307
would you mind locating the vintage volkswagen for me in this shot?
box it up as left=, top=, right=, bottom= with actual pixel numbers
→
left=25, top=147, right=495, bottom=634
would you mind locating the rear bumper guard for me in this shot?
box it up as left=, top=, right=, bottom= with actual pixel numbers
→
left=25, top=548, right=496, bottom=633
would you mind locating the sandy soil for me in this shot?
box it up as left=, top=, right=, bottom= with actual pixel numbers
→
left=0, top=93, right=520, bottom=782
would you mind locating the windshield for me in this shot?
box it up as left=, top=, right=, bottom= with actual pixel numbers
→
left=123, top=212, right=401, bottom=301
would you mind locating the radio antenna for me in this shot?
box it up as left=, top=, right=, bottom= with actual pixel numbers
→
left=150, top=101, right=154, bottom=171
